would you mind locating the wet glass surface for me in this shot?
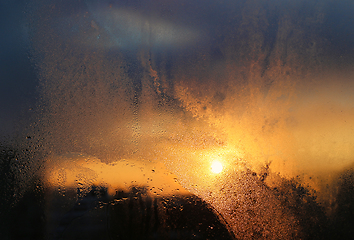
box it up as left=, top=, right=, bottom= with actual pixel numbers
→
left=1, top=0, right=354, bottom=239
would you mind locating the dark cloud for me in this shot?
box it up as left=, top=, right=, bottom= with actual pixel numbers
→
left=0, top=0, right=38, bottom=139
left=322, top=0, right=354, bottom=61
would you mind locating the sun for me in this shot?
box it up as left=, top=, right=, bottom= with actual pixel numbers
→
left=211, top=161, right=223, bottom=174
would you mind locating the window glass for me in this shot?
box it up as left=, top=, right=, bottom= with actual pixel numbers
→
left=1, top=0, right=354, bottom=239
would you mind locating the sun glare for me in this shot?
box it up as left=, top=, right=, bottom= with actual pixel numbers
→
left=211, top=161, right=223, bottom=174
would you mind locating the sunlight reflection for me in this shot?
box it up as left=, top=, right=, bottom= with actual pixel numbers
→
left=211, top=161, right=223, bottom=174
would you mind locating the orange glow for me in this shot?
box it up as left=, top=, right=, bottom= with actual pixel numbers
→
left=45, top=154, right=189, bottom=196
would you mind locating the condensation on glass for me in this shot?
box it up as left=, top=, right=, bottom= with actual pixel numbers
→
left=1, top=0, right=354, bottom=239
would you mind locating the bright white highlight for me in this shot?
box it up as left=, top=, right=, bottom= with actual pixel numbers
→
left=211, top=161, right=223, bottom=174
